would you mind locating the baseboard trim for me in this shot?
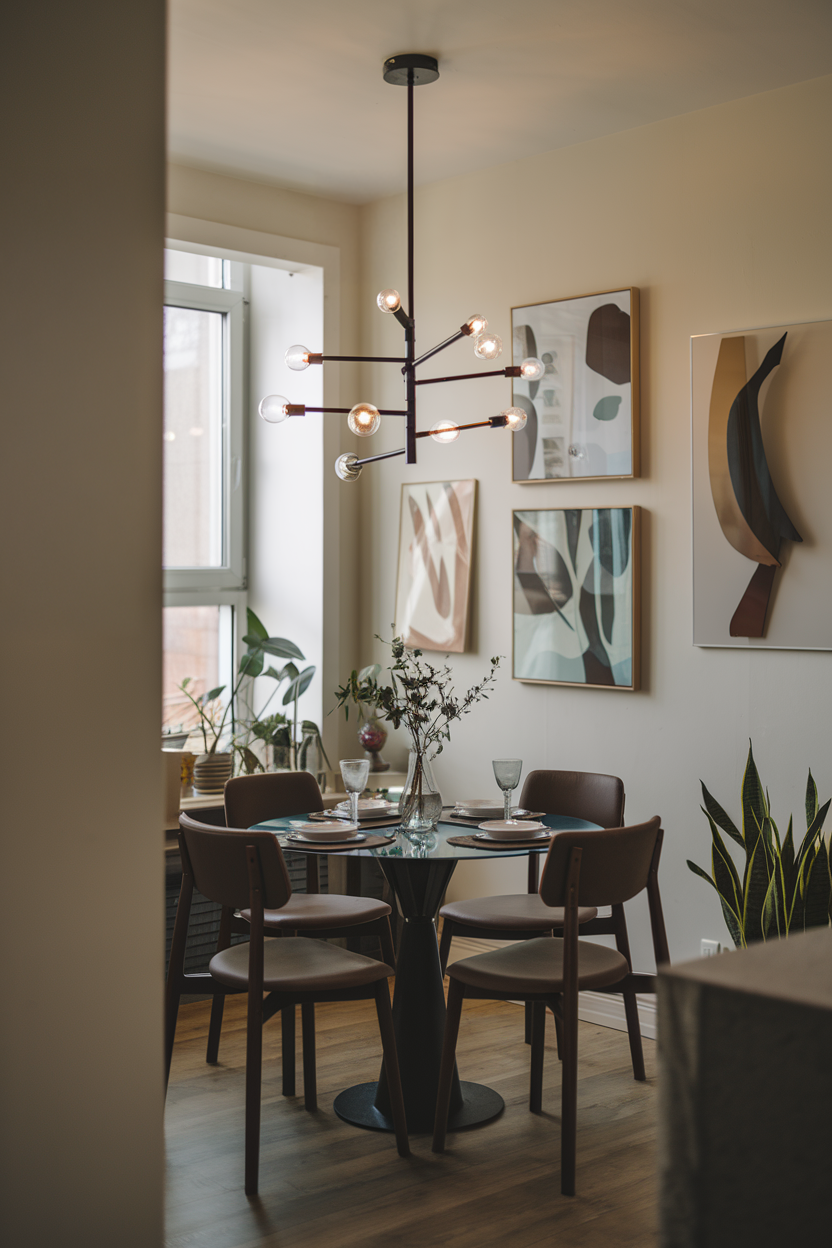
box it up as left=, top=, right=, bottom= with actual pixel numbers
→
left=446, top=936, right=657, bottom=1040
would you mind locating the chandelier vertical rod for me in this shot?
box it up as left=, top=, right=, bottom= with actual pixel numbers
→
left=405, top=67, right=417, bottom=465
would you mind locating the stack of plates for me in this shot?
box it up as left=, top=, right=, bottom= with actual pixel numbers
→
left=333, top=798, right=398, bottom=820
left=288, top=821, right=361, bottom=842
left=453, top=799, right=510, bottom=820
left=476, top=820, right=547, bottom=841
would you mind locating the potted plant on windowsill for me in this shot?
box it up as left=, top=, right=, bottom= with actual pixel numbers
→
left=178, top=609, right=329, bottom=793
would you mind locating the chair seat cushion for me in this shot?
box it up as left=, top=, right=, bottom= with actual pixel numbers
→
left=239, top=893, right=391, bottom=930
left=440, top=893, right=597, bottom=931
left=209, top=936, right=393, bottom=993
left=448, top=936, right=629, bottom=995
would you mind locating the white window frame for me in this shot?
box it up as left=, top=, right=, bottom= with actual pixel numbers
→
left=163, top=280, right=246, bottom=593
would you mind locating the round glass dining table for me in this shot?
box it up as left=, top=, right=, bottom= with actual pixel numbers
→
left=253, top=813, right=599, bottom=1134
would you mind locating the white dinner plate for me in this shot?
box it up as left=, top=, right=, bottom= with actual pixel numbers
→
left=288, top=821, right=361, bottom=842
left=477, top=819, right=547, bottom=840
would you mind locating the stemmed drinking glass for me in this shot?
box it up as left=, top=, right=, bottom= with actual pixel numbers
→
left=492, top=758, right=523, bottom=823
left=340, top=758, right=370, bottom=824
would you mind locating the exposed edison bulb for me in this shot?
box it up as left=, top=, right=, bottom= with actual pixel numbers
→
left=520, top=356, right=545, bottom=381
left=347, top=402, right=381, bottom=437
left=259, top=394, right=291, bottom=424
left=465, top=313, right=488, bottom=336
left=430, top=420, right=460, bottom=443
left=335, top=452, right=363, bottom=482
left=474, top=331, right=502, bottom=361
left=502, top=407, right=528, bottom=432
left=285, top=344, right=311, bottom=371
left=376, top=288, right=401, bottom=314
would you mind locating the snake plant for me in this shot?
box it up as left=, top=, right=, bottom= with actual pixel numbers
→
left=688, top=742, right=831, bottom=947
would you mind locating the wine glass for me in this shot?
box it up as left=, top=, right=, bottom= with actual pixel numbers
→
left=340, top=758, right=370, bottom=824
left=492, top=758, right=523, bottom=822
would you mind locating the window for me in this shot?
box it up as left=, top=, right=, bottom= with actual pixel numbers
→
left=163, top=248, right=246, bottom=737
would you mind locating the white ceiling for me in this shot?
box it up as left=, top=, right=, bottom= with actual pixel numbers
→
left=168, top=0, right=832, bottom=203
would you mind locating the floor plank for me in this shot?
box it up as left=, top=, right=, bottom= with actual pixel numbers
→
left=165, top=993, right=657, bottom=1248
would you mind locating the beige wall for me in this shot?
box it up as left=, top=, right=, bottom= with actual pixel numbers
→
left=1, top=3, right=165, bottom=1245
left=357, top=75, right=832, bottom=965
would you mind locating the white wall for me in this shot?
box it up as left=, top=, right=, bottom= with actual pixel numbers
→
left=357, top=75, right=832, bottom=968
left=1, top=3, right=165, bottom=1244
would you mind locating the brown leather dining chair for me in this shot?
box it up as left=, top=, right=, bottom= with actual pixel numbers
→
left=167, top=815, right=408, bottom=1195
left=433, top=817, right=668, bottom=1197
left=167, top=772, right=396, bottom=1104
left=438, top=771, right=654, bottom=1076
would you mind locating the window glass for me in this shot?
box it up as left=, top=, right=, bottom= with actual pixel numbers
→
left=164, top=248, right=224, bottom=287
left=163, top=306, right=224, bottom=568
left=162, top=604, right=232, bottom=736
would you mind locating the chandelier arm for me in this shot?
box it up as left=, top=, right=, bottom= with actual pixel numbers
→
left=415, top=367, right=522, bottom=387
left=317, top=354, right=407, bottom=364
left=354, top=447, right=407, bottom=467
left=411, top=330, right=466, bottom=370
left=414, top=415, right=508, bottom=439
left=305, top=407, right=407, bottom=416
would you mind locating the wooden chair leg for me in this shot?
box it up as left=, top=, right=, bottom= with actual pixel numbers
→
left=432, top=978, right=465, bottom=1153
left=438, top=918, right=454, bottom=977
left=524, top=1000, right=534, bottom=1045
left=379, top=916, right=396, bottom=969
left=560, top=991, right=578, bottom=1197
left=374, top=983, right=410, bottom=1157
left=244, top=987, right=264, bottom=1196
left=529, top=1001, right=546, bottom=1113
left=281, top=1005, right=296, bottom=1096
left=206, top=993, right=225, bottom=1064
left=301, top=1002, right=317, bottom=1112
left=551, top=999, right=563, bottom=1059
left=622, top=982, right=646, bottom=1081
left=164, top=982, right=181, bottom=1090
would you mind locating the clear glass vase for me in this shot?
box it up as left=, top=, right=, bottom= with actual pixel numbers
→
left=399, top=748, right=443, bottom=832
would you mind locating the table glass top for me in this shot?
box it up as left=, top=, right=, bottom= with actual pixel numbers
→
left=253, top=812, right=600, bottom=860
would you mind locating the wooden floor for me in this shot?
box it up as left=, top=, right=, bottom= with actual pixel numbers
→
left=165, top=993, right=658, bottom=1248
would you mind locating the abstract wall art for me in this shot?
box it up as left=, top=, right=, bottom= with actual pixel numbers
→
left=394, top=479, right=477, bottom=653
left=513, top=506, right=640, bottom=690
left=692, top=318, right=832, bottom=649
left=511, top=289, right=639, bottom=482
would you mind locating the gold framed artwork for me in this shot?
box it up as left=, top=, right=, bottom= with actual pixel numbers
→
left=394, top=480, right=477, bottom=653
left=511, top=288, right=639, bottom=482
left=513, top=506, right=640, bottom=690
left=692, top=317, right=832, bottom=649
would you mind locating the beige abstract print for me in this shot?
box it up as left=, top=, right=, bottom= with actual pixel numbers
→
left=394, top=480, right=477, bottom=653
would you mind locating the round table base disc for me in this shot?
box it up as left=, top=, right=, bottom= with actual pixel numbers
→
left=333, top=1081, right=504, bottom=1135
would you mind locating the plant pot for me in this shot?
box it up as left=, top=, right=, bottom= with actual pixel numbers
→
left=358, top=715, right=390, bottom=772
left=399, top=748, right=442, bottom=832
left=193, top=751, right=233, bottom=794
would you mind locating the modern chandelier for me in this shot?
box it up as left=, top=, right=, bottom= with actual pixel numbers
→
left=258, top=53, right=544, bottom=482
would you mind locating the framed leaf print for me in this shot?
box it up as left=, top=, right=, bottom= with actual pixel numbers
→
left=513, top=506, right=640, bottom=690
left=511, top=289, right=639, bottom=482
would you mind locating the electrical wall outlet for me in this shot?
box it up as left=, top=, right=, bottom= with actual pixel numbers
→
left=700, top=938, right=721, bottom=957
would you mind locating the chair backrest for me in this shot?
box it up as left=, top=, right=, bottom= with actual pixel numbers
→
left=519, top=769, right=625, bottom=829
left=178, top=811, right=292, bottom=912
left=539, top=817, right=662, bottom=910
left=224, top=770, right=323, bottom=830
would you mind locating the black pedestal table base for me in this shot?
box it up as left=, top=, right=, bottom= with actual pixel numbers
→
left=332, top=856, right=505, bottom=1134
left=334, top=1080, right=503, bottom=1134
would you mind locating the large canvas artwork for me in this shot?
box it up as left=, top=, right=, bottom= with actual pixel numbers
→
left=394, top=480, right=477, bottom=653
left=692, top=318, right=832, bottom=649
left=513, top=507, right=639, bottom=690
left=512, top=289, right=639, bottom=482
